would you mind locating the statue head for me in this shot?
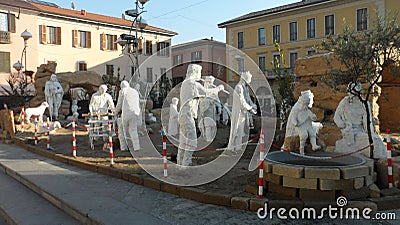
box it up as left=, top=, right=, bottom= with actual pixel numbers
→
left=50, top=74, right=57, bottom=82
left=240, top=71, right=252, bottom=84
left=99, top=84, right=107, bottom=94
left=186, top=64, right=202, bottom=81
left=172, top=97, right=179, bottom=105
left=347, top=81, right=362, bottom=96
left=121, top=80, right=129, bottom=90
left=204, top=76, right=215, bottom=88
left=72, top=99, right=78, bottom=105
left=300, top=90, right=314, bottom=108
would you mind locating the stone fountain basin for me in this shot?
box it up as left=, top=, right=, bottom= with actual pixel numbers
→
left=265, top=151, right=365, bottom=168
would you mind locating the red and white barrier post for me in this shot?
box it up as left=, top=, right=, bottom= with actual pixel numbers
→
left=108, top=121, right=114, bottom=166
left=46, top=117, right=51, bottom=150
left=34, top=116, right=38, bottom=145
left=72, top=119, right=76, bottom=158
left=386, top=129, right=394, bottom=188
left=258, top=130, right=265, bottom=199
left=21, top=106, right=25, bottom=133
left=162, top=127, right=168, bottom=178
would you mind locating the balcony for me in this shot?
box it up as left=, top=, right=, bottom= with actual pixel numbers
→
left=264, top=68, right=296, bottom=79
left=0, top=31, right=11, bottom=44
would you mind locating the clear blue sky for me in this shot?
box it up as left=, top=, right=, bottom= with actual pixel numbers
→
left=48, top=0, right=298, bottom=44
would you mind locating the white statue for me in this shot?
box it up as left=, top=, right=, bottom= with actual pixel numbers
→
left=334, top=81, right=386, bottom=158
left=221, top=102, right=230, bottom=126
left=168, top=97, right=179, bottom=136
left=285, top=90, right=321, bottom=155
left=177, top=64, right=225, bottom=166
left=89, top=84, right=115, bottom=119
left=44, top=74, right=64, bottom=120
left=227, top=71, right=257, bottom=152
left=71, top=99, right=80, bottom=119
left=198, top=76, right=221, bottom=142
left=115, top=81, right=141, bottom=151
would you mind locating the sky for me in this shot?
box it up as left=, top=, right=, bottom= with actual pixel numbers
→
left=47, top=0, right=298, bottom=45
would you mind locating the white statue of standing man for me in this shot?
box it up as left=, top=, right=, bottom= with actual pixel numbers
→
left=178, top=64, right=225, bottom=166
left=45, top=74, right=64, bottom=120
left=227, top=71, right=257, bottom=152
left=284, top=90, right=321, bottom=155
left=115, top=81, right=141, bottom=151
left=168, top=97, right=179, bottom=137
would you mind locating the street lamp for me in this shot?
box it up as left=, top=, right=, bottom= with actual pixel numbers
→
left=20, top=29, right=32, bottom=74
left=118, top=0, right=149, bottom=83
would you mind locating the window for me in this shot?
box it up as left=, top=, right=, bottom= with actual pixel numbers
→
left=100, top=34, right=117, bottom=51
left=0, top=12, right=15, bottom=32
left=157, top=41, right=170, bottom=56
left=289, top=22, right=298, bottom=41
left=357, top=8, right=368, bottom=31
left=258, top=28, right=266, bottom=46
left=191, top=51, right=202, bottom=62
left=160, top=68, right=167, bottom=77
left=272, top=54, right=281, bottom=69
left=39, top=25, right=61, bottom=45
left=325, top=14, right=335, bottom=35
left=145, top=40, right=152, bottom=55
left=237, top=32, right=244, bottom=49
left=258, top=56, right=266, bottom=73
left=72, top=30, right=91, bottom=48
left=173, top=54, right=183, bottom=66
left=106, top=64, right=114, bottom=76
left=147, top=67, right=153, bottom=83
left=78, top=61, right=87, bottom=71
left=307, top=18, right=316, bottom=39
left=307, top=49, right=316, bottom=56
left=272, top=25, right=280, bottom=43
left=289, top=52, right=298, bottom=68
left=0, top=52, right=10, bottom=73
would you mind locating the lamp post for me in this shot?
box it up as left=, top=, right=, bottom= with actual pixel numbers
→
left=20, top=29, right=32, bottom=83
left=117, top=0, right=149, bottom=83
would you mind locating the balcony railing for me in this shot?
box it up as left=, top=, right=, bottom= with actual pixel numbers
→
left=264, top=68, right=296, bottom=79
left=0, top=31, right=11, bottom=44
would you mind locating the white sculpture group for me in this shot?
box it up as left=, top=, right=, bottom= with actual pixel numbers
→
left=45, top=74, right=64, bottom=120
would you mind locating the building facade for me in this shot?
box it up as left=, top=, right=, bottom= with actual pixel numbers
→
left=171, top=38, right=226, bottom=86
left=0, top=0, right=176, bottom=91
left=218, top=0, right=399, bottom=84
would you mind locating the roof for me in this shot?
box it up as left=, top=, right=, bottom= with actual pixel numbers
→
left=172, top=38, right=226, bottom=49
left=218, top=0, right=333, bottom=28
left=1, top=0, right=177, bottom=36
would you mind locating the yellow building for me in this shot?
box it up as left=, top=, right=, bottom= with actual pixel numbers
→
left=218, top=0, right=399, bottom=84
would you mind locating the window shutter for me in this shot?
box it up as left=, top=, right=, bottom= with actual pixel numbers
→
left=73, top=30, right=78, bottom=47
left=113, top=35, right=117, bottom=51
left=138, top=39, right=143, bottom=53
left=8, top=13, right=16, bottom=33
left=101, top=33, right=106, bottom=50
left=40, top=25, right=47, bottom=44
left=56, top=27, right=61, bottom=45
left=87, top=31, right=91, bottom=48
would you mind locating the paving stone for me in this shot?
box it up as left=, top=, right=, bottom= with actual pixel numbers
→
left=202, top=192, right=232, bottom=207
left=319, top=179, right=353, bottom=191
left=299, top=189, right=336, bottom=201
left=340, top=166, right=369, bottom=179
left=369, top=195, right=400, bottom=210
left=267, top=182, right=297, bottom=198
left=265, top=172, right=282, bottom=185
left=339, top=186, right=370, bottom=200
left=368, top=184, right=381, bottom=198
left=304, top=167, right=340, bottom=180
left=272, top=164, right=304, bottom=178
left=245, top=184, right=258, bottom=195
left=249, top=198, right=268, bottom=211
left=283, top=176, right=317, bottom=190
left=267, top=199, right=304, bottom=211
left=380, top=187, right=400, bottom=197
left=263, top=161, right=273, bottom=173
left=354, top=177, right=365, bottom=190
left=179, top=187, right=207, bottom=203
left=231, top=197, right=250, bottom=210
left=160, top=182, right=180, bottom=196
left=97, top=166, right=122, bottom=179
left=346, top=201, right=378, bottom=217
left=143, top=177, right=161, bottom=191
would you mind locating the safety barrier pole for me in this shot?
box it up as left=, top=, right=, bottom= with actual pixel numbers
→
left=21, top=106, right=25, bottom=133
left=108, top=121, right=114, bottom=166
left=46, top=117, right=51, bottom=150
left=72, top=119, right=76, bottom=158
left=162, top=128, right=168, bottom=178
left=386, top=129, right=394, bottom=188
left=34, top=116, right=38, bottom=145
left=258, top=130, right=265, bottom=199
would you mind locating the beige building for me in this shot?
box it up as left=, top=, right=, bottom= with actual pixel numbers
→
left=0, top=0, right=177, bottom=90
left=171, top=38, right=226, bottom=86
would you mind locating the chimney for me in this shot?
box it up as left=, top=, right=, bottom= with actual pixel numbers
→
left=80, top=9, right=86, bottom=15
left=122, top=14, right=125, bottom=20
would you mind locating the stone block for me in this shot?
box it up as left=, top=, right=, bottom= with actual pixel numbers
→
left=283, top=176, right=317, bottom=190
left=369, top=195, right=400, bottom=210
left=375, top=159, right=388, bottom=188
left=68, top=159, right=97, bottom=173
left=161, top=183, right=180, bottom=196
left=339, top=186, right=370, bottom=200
left=143, top=177, right=161, bottom=191
left=180, top=187, right=207, bottom=203
left=340, top=166, right=369, bottom=179
left=346, top=201, right=378, bottom=217
left=364, top=175, right=373, bottom=186
left=354, top=177, right=365, bottom=190
left=267, top=199, right=304, bottom=211
left=380, top=187, right=400, bottom=197
left=249, top=198, right=268, bottom=212
left=265, top=172, right=282, bottom=185
left=231, top=197, right=250, bottom=210
left=304, top=167, right=340, bottom=180
left=263, top=161, right=273, bottom=173
left=272, top=164, right=304, bottom=178
left=97, top=166, right=122, bottom=179
left=319, top=179, right=353, bottom=191
left=245, top=184, right=258, bottom=195
left=267, top=182, right=297, bottom=198
left=368, top=184, right=380, bottom=198
left=202, top=192, right=231, bottom=207
left=299, top=189, right=336, bottom=201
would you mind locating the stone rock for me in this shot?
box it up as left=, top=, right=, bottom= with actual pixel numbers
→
left=294, top=53, right=346, bottom=77
left=380, top=187, right=400, bottom=197
left=368, top=184, right=381, bottom=198
left=311, top=107, right=324, bottom=122
left=377, top=86, right=400, bottom=133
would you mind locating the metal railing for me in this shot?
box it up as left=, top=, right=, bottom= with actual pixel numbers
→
left=0, top=31, right=11, bottom=44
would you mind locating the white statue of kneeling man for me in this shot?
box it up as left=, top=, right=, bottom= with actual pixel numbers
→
left=284, top=90, right=321, bottom=155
